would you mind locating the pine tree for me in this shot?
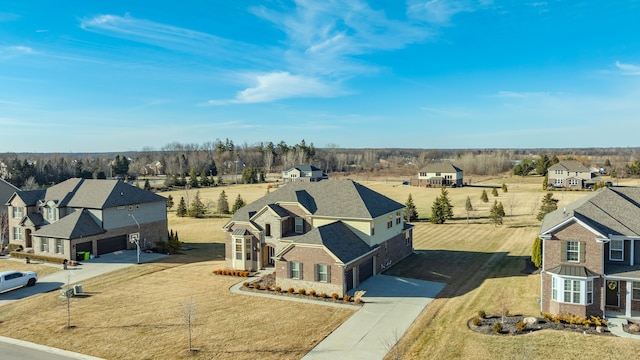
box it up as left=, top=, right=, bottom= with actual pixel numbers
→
left=176, top=197, right=187, bottom=217
left=501, top=183, right=508, bottom=193
left=166, top=195, right=174, bottom=210
left=200, top=167, right=211, bottom=187
left=188, top=190, right=206, bottom=218
left=531, top=237, right=542, bottom=268
left=144, top=179, right=151, bottom=191
left=489, top=200, right=504, bottom=227
left=231, top=194, right=246, bottom=214
left=465, top=196, right=473, bottom=224
left=217, top=190, right=229, bottom=215
left=430, top=188, right=454, bottom=224
left=481, top=189, right=489, bottom=203
left=492, top=187, right=499, bottom=197
left=404, top=194, right=418, bottom=222
left=189, top=168, right=199, bottom=188
left=543, top=173, right=548, bottom=190
left=536, top=192, right=559, bottom=221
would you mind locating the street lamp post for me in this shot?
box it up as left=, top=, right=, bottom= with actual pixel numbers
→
left=128, top=214, right=141, bottom=264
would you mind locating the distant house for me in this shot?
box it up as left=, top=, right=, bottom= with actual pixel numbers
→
left=539, top=187, right=640, bottom=318
left=282, top=165, right=326, bottom=183
left=547, top=160, right=600, bottom=189
left=417, top=163, right=463, bottom=187
left=222, top=180, right=414, bottom=296
left=6, top=178, right=168, bottom=261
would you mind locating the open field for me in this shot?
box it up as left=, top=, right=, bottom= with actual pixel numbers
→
left=2, top=176, right=640, bottom=359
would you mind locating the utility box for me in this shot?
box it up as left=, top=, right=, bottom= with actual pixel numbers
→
left=60, top=288, right=74, bottom=298
left=73, top=284, right=83, bottom=295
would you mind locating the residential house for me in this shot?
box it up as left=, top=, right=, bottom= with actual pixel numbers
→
left=547, top=160, right=600, bottom=189
left=6, top=178, right=168, bottom=261
left=539, top=187, right=640, bottom=318
left=0, top=178, right=20, bottom=244
left=282, top=165, right=326, bottom=183
left=417, top=162, right=463, bottom=187
left=222, top=180, right=414, bottom=296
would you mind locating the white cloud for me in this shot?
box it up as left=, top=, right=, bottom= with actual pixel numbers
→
left=0, top=45, right=35, bottom=59
left=407, top=0, right=475, bottom=25
left=615, top=61, right=640, bottom=75
left=495, top=91, right=550, bottom=98
left=208, top=72, right=340, bottom=105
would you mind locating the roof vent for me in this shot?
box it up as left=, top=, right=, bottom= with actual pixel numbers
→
left=120, top=192, right=124, bottom=196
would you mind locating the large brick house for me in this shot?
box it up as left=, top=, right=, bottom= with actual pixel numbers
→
left=539, top=187, right=640, bottom=318
left=417, top=162, right=463, bottom=187
left=6, top=178, right=168, bottom=261
left=223, top=180, right=414, bottom=296
left=547, top=160, right=601, bottom=189
left=282, top=165, right=326, bottom=183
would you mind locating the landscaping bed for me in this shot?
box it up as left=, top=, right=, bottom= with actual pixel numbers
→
left=468, top=313, right=612, bottom=336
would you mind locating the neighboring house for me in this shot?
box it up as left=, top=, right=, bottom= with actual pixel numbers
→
left=282, top=165, right=326, bottom=183
left=0, top=178, right=20, bottom=244
left=222, top=180, right=414, bottom=296
left=417, top=163, right=463, bottom=187
left=6, top=178, right=168, bottom=261
left=539, top=187, right=640, bottom=318
left=547, top=160, right=601, bottom=189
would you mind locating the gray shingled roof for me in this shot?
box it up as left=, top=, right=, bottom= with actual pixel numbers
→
left=419, top=162, right=463, bottom=173
left=546, top=264, right=598, bottom=277
left=33, top=209, right=105, bottom=239
left=286, top=164, right=322, bottom=172
left=548, top=160, right=591, bottom=173
left=230, top=180, right=405, bottom=222
left=540, top=187, right=640, bottom=237
left=284, top=221, right=373, bottom=263
left=66, top=179, right=167, bottom=208
left=11, top=189, right=45, bottom=206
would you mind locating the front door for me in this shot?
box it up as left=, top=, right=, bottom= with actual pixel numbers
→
left=606, top=280, right=620, bottom=307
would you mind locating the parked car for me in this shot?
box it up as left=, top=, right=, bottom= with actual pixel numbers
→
left=0, top=270, right=37, bottom=292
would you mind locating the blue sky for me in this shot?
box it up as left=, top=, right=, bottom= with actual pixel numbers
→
left=2, top=1, right=640, bottom=153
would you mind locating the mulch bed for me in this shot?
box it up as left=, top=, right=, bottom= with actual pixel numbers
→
left=468, top=315, right=613, bottom=336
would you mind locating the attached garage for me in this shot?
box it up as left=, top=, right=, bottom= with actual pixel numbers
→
left=97, top=235, right=127, bottom=255
left=75, top=241, right=93, bottom=261
left=358, top=257, right=374, bottom=284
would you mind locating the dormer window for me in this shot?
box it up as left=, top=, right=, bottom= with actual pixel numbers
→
left=610, top=239, right=623, bottom=261
left=295, top=217, right=303, bottom=234
left=47, top=207, right=55, bottom=221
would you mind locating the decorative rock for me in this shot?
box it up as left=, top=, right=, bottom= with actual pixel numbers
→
left=523, top=317, right=537, bottom=326
left=629, top=324, right=640, bottom=333
left=596, top=326, right=604, bottom=333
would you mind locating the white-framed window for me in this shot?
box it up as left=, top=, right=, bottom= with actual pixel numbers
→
left=387, top=214, right=393, bottom=229
left=552, top=275, right=593, bottom=305
left=610, top=239, right=623, bottom=261
left=317, top=264, right=329, bottom=282
left=569, top=179, right=579, bottom=186
left=555, top=178, right=563, bottom=186
left=265, top=223, right=271, bottom=237
left=295, top=217, right=303, bottom=234
left=41, top=238, right=49, bottom=252
left=56, top=239, right=64, bottom=254
left=396, top=211, right=401, bottom=225
left=566, top=241, right=579, bottom=262
left=633, top=282, right=640, bottom=301
left=47, top=207, right=55, bottom=221
left=13, top=227, right=23, bottom=240
left=245, top=238, right=251, bottom=260
left=405, top=231, right=411, bottom=246
left=234, top=240, right=242, bottom=260
left=555, top=169, right=562, bottom=175
left=290, top=261, right=302, bottom=279
left=12, top=206, right=23, bottom=219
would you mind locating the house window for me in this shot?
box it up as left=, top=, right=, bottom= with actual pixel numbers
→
left=265, top=223, right=271, bottom=237
left=564, top=279, right=581, bottom=304
left=290, top=262, right=302, bottom=279
left=405, top=231, right=411, bottom=246
left=13, top=227, right=23, bottom=240
left=569, top=179, right=578, bottom=186
left=387, top=215, right=393, bottom=229
left=586, top=280, right=593, bottom=304
left=610, top=239, right=623, bottom=261
left=551, top=276, right=558, bottom=301
left=245, top=239, right=251, bottom=260
left=56, top=239, right=63, bottom=254
left=633, top=282, right=640, bottom=301
left=396, top=211, right=401, bottom=225
left=295, top=217, right=303, bottom=234
left=566, top=241, right=579, bottom=262
left=235, top=240, right=243, bottom=260
left=435, top=172, right=441, bottom=176
left=555, top=170, right=562, bottom=175
left=47, top=207, right=55, bottom=221
left=12, top=206, right=23, bottom=219
left=317, top=264, right=329, bottom=282
left=554, top=178, right=563, bottom=186
left=41, top=238, right=49, bottom=252
left=371, top=223, right=375, bottom=236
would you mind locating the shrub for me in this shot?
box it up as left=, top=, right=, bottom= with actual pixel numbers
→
left=331, top=293, right=339, bottom=300
left=309, top=290, right=316, bottom=297
left=471, top=317, right=482, bottom=326
left=264, top=285, right=271, bottom=291
left=319, top=292, right=328, bottom=298
left=274, top=286, right=282, bottom=292
left=298, top=288, right=306, bottom=295
left=253, top=283, right=261, bottom=290
left=242, top=282, right=250, bottom=287
left=9, top=252, right=66, bottom=264
left=477, top=310, right=486, bottom=319
left=343, top=295, right=352, bottom=302
left=493, top=322, right=503, bottom=334
left=516, top=321, right=526, bottom=332
left=287, top=287, right=295, bottom=294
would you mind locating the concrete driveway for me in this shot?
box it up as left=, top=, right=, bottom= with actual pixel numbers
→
left=303, top=275, right=445, bottom=360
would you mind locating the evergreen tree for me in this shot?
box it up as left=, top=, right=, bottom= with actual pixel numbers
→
left=430, top=188, right=454, bottom=224
left=497, top=201, right=505, bottom=217
left=536, top=192, right=559, bottom=221
left=188, top=191, right=206, bottom=218
left=189, top=168, right=199, bottom=188
left=111, top=155, right=130, bottom=177
left=81, top=169, right=93, bottom=179
left=465, top=196, right=473, bottom=224
left=166, top=195, right=174, bottom=210
left=543, top=172, right=548, bottom=190
left=144, top=179, right=151, bottom=191
left=217, top=190, right=229, bottom=214
left=96, top=171, right=107, bottom=179
left=489, top=200, right=504, bottom=226
left=404, top=194, right=418, bottom=222
left=481, top=189, right=489, bottom=203
left=200, top=167, right=211, bottom=187
left=217, top=174, right=223, bottom=186
left=501, top=183, right=508, bottom=193
left=231, top=194, right=246, bottom=214
left=492, top=187, right=499, bottom=197
left=241, top=165, right=258, bottom=184
left=176, top=197, right=187, bottom=217
left=531, top=237, right=542, bottom=268
left=166, top=230, right=183, bottom=254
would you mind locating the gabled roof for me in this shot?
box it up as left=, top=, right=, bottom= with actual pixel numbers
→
left=548, top=160, right=591, bottom=173
left=9, top=190, right=45, bottom=206
left=285, top=164, right=322, bottom=173
left=20, top=212, right=44, bottom=227
left=419, top=162, right=463, bottom=173
left=229, top=180, right=405, bottom=223
left=546, top=264, right=599, bottom=277
left=540, top=187, right=640, bottom=237
left=278, top=221, right=374, bottom=264
left=0, top=178, right=20, bottom=207
left=33, top=209, right=105, bottom=239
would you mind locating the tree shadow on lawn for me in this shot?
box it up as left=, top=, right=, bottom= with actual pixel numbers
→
left=382, top=250, right=534, bottom=299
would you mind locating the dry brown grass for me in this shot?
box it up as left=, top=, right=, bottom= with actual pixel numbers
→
left=0, top=257, right=63, bottom=277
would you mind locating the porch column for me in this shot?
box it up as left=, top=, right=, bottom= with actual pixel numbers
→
left=631, top=240, right=635, bottom=266
left=626, top=281, right=632, bottom=317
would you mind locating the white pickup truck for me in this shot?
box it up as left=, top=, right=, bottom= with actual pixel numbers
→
left=0, top=270, right=38, bottom=292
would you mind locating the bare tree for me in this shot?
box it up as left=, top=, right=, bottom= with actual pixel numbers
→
left=181, top=297, right=197, bottom=353
left=0, top=210, right=8, bottom=247
left=506, top=195, right=519, bottom=220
